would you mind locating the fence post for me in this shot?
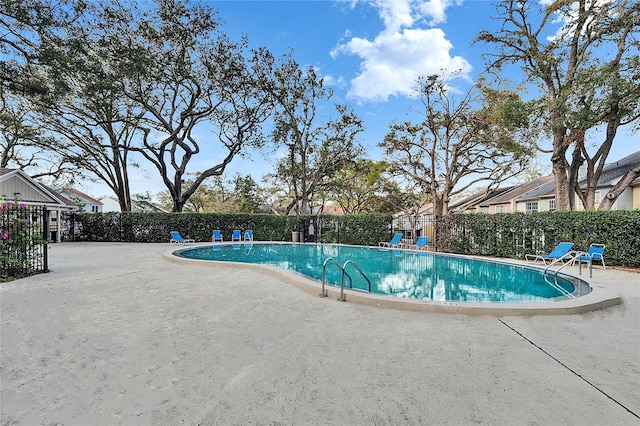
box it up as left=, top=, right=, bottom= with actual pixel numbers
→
left=43, top=207, right=49, bottom=272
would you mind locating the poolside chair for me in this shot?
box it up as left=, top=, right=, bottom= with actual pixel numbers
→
left=212, top=230, right=223, bottom=243
left=573, top=243, right=606, bottom=269
left=404, top=236, right=428, bottom=251
left=231, top=229, right=242, bottom=243
left=525, top=242, right=574, bottom=265
left=244, top=230, right=254, bottom=242
left=379, top=233, right=403, bottom=248
left=170, top=231, right=194, bottom=245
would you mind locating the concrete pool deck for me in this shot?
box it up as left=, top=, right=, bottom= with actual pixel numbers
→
left=1, top=242, right=639, bottom=425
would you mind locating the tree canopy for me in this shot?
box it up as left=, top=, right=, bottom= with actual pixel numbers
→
left=263, top=55, right=365, bottom=215
left=381, top=74, right=534, bottom=217
left=477, top=0, right=640, bottom=210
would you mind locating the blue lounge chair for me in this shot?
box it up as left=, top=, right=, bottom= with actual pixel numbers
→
left=574, top=243, right=606, bottom=269
left=212, top=230, right=223, bottom=243
left=170, top=231, right=194, bottom=245
left=525, top=242, right=574, bottom=264
left=404, top=236, right=428, bottom=251
left=231, top=229, right=242, bottom=243
left=380, top=233, right=403, bottom=248
left=244, top=230, right=254, bottom=242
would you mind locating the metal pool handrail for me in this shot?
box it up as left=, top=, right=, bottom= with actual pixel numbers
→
left=320, top=258, right=342, bottom=298
left=342, top=260, right=371, bottom=293
left=321, top=257, right=371, bottom=302
left=543, top=250, right=592, bottom=278
left=542, top=250, right=594, bottom=298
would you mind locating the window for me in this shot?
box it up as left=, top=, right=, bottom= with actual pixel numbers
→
left=91, top=205, right=99, bottom=213
left=595, top=191, right=601, bottom=206
left=525, top=201, right=538, bottom=214
left=495, top=205, right=506, bottom=213
left=548, top=199, right=556, bottom=211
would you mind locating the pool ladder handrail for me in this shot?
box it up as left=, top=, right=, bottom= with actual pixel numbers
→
left=320, top=257, right=371, bottom=302
left=542, top=250, right=592, bottom=299
left=543, top=250, right=592, bottom=278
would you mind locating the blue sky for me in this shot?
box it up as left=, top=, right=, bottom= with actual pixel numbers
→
left=82, top=0, right=639, bottom=199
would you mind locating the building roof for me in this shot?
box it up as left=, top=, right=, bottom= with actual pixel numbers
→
left=480, top=175, right=555, bottom=206
left=514, top=151, right=640, bottom=202
left=514, top=179, right=556, bottom=202
left=44, top=186, right=75, bottom=207
left=65, top=188, right=103, bottom=205
left=0, top=168, right=76, bottom=209
left=579, top=150, right=640, bottom=186
left=450, top=187, right=514, bottom=211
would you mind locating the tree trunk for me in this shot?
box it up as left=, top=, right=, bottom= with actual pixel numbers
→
left=568, top=144, right=584, bottom=210
left=598, top=165, right=640, bottom=210
left=433, top=197, right=445, bottom=218
left=551, top=129, right=571, bottom=210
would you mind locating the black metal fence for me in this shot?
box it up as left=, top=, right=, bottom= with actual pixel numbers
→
left=391, top=214, right=437, bottom=249
left=0, top=202, right=48, bottom=281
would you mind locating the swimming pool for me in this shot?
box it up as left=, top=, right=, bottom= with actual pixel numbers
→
left=173, top=243, right=591, bottom=303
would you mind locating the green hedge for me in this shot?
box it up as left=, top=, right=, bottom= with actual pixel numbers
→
left=437, top=210, right=640, bottom=267
left=71, top=210, right=639, bottom=267
left=70, top=212, right=393, bottom=247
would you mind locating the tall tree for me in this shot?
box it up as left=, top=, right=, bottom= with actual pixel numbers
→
left=99, top=0, right=274, bottom=212
left=477, top=0, right=640, bottom=210
left=565, top=8, right=640, bottom=210
left=0, top=0, right=89, bottom=181
left=381, top=74, right=533, bottom=218
left=231, top=174, right=262, bottom=213
left=264, top=56, right=364, bottom=215
left=0, top=0, right=81, bottom=96
left=3, top=0, right=158, bottom=210
left=327, top=159, right=403, bottom=214
left=3, top=0, right=275, bottom=212
left=33, top=30, right=145, bottom=211
left=0, top=92, right=70, bottom=177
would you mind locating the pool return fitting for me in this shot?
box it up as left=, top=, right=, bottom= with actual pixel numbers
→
left=320, top=257, right=371, bottom=302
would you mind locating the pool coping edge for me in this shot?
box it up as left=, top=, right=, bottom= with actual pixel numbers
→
left=163, top=243, right=623, bottom=316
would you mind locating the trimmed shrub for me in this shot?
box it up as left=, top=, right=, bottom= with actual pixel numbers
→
left=70, top=212, right=393, bottom=247
left=70, top=210, right=639, bottom=267
left=438, top=210, right=640, bottom=267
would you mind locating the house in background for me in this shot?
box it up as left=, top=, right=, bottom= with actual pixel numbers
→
left=450, top=186, right=516, bottom=213
left=82, top=195, right=171, bottom=213
left=391, top=151, right=640, bottom=233
left=514, top=151, right=640, bottom=212
left=480, top=175, right=555, bottom=213
left=131, top=200, right=169, bottom=213
left=62, top=188, right=103, bottom=213
left=633, top=176, right=640, bottom=210
left=573, top=151, right=640, bottom=211
left=100, top=197, right=121, bottom=213
left=513, top=179, right=556, bottom=213
left=0, top=168, right=76, bottom=242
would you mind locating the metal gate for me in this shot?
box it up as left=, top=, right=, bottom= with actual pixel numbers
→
left=0, top=202, right=48, bottom=280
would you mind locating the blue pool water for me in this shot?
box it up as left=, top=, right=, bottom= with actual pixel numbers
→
left=174, top=243, right=591, bottom=302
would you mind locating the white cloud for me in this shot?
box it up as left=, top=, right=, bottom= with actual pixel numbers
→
left=331, top=0, right=471, bottom=103
left=322, top=74, right=346, bottom=88
left=543, top=0, right=613, bottom=43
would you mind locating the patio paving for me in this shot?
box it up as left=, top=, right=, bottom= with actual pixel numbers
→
left=1, top=242, right=639, bottom=425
